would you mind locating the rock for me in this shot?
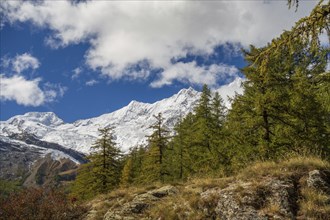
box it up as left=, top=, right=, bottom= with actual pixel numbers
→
left=121, top=200, right=150, bottom=214
left=200, top=178, right=297, bottom=220
left=307, top=170, right=330, bottom=193
left=85, top=210, right=98, bottom=220
left=104, top=186, right=178, bottom=220
left=104, top=210, right=135, bottom=220
left=148, top=185, right=179, bottom=198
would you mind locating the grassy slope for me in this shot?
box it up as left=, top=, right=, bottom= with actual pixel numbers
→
left=85, top=156, right=330, bottom=220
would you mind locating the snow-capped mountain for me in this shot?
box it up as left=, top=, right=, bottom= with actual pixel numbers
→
left=0, top=87, right=200, bottom=154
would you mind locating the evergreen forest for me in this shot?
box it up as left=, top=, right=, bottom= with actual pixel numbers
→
left=71, top=0, right=330, bottom=200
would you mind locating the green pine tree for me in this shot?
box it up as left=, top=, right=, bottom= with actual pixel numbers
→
left=140, top=113, right=171, bottom=183
left=191, top=85, right=215, bottom=173
left=120, top=157, right=133, bottom=187
left=209, top=91, right=228, bottom=171
left=225, top=1, right=330, bottom=166
left=72, top=127, right=122, bottom=199
left=171, top=112, right=196, bottom=180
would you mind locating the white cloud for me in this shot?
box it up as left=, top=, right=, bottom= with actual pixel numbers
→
left=43, top=83, right=67, bottom=100
left=151, top=62, right=239, bottom=88
left=0, top=75, right=66, bottom=106
left=0, top=75, right=42, bottom=106
left=2, top=53, right=40, bottom=73
left=72, top=67, right=82, bottom=79
left=85, top=79, right=98, bottom=86
left=12, top=53, right=40, bottom=73
left=1, top=0, right=318, bottom=86
left=0, top=53, right=66, bottom=106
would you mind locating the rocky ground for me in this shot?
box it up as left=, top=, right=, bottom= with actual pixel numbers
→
left=83, top=157, right=330, bottom=220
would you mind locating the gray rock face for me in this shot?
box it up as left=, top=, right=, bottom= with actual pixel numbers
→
left=307, top=170, right=330, bottom=193
left=200, top=178, right=298, bottom=220
left=97, top=169, right=330, bottom=220
left=103, top=186, right=178, bottom=220
left=0, top=134, right=81, bottom=186
left=148, top=185, right=179, bottom=198
left=0, top=138, right=43, bottom=180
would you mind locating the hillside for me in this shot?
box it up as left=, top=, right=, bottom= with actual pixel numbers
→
left=84, top=157, right=330, bottom=220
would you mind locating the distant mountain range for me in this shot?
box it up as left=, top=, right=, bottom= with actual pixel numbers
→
left=1, top=87, right=200, bottom=154
left=0, top=86, right=198, bottom=183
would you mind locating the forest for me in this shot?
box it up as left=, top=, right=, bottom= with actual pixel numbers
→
left=72, top=0, right=330, bottom=200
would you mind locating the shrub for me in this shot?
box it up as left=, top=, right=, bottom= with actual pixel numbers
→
left=0, top=187, right=87, bottom=220
left=0, top=179, right=22, bottom=199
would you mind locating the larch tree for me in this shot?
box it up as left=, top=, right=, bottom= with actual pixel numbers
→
left=72, top=127, right=122, bottom=199
left=171, top=112, right=196, bottom=180
left=140, top=113, right=171, bottom=183
left=226, top=0, right=330, bottom=166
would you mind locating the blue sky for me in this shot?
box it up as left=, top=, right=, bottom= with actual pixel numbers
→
left=0, top=0, right=317, bottom=122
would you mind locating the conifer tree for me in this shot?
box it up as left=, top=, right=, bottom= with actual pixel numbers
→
left=171, top=112, right=196, bottom=180
left=140, top=113, right=171, bottom=183
left=211, top=92, right=226, bottom=130
left=72, top=127, right=122, bottom=199
left=210, top=91, right=228, bottom=170
left=120, top=157, right=133, bottom=187
left=190, top=85, right=215, bottom=172
left=119, top=145, right=147, bottom=186
left=71, top=163, right=95, bottom=200
left=226, top=0, right=330, bottom=165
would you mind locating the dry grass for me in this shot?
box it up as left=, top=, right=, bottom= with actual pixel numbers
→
left=260, top=203, right=282, bottom=217
left=187, top=176, right=234, bottom=191
left=147, top=188, right=208, bottom=220
left=238, top=156, right=330, bottom=180
left=83, top=156, right=330, bottom=219
left=299, top=188, right=330, bottom=219
left=85, top=185, right=151, bottom=220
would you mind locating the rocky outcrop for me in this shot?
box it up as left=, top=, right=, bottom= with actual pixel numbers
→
left=307, top=170, right=330, bottom=194
left=0, top=133, right=85, bottom=187
left=0, top=138, right=43, bottom=181
left=200, top=178, right=299, bottom=219
left=103, top=186, right=178, bottom=220
left=9, top=133, right=87, bottom=163
left=87, top=167, right=330, bottom=220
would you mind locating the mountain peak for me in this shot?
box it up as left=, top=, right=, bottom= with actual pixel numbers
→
left=128, top=100, right=144, bottom=106
left=177, top=86, right=198, bottom=97
left=8, top=112, right=64, bottom=127
left=1, top=88, right=200, bottom=154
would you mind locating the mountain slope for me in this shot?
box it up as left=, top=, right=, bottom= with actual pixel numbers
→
left=0, top=87, right=200, bottom=154
left=85, top=157, right=330, bottom=220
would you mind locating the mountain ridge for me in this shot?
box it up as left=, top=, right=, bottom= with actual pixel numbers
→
left=0, top=87, right=201, bottom=154
left=0, top=80, right=244, bottom=158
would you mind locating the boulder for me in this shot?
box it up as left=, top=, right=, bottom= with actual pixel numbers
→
left=307, top=170, right=330, bottom=193
left=148, top=185, right=179, bottom=198
left=104, top=186, right=178, bottom=220
left=200, top=178, right=298, bottom=220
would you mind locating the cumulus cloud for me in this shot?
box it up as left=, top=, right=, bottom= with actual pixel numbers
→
left=2, top=53, right=40, bottom=73
left=1, top=0, right=318, bottom=86
left=12, top=53, right=40, bottom=73
left=151, top=62, right=239, bottom=88
left=0, top=53, right=66, bottom=106
left=0, top=75, right=43, bottom=106
left=0, top=75, right=67, bottom=106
